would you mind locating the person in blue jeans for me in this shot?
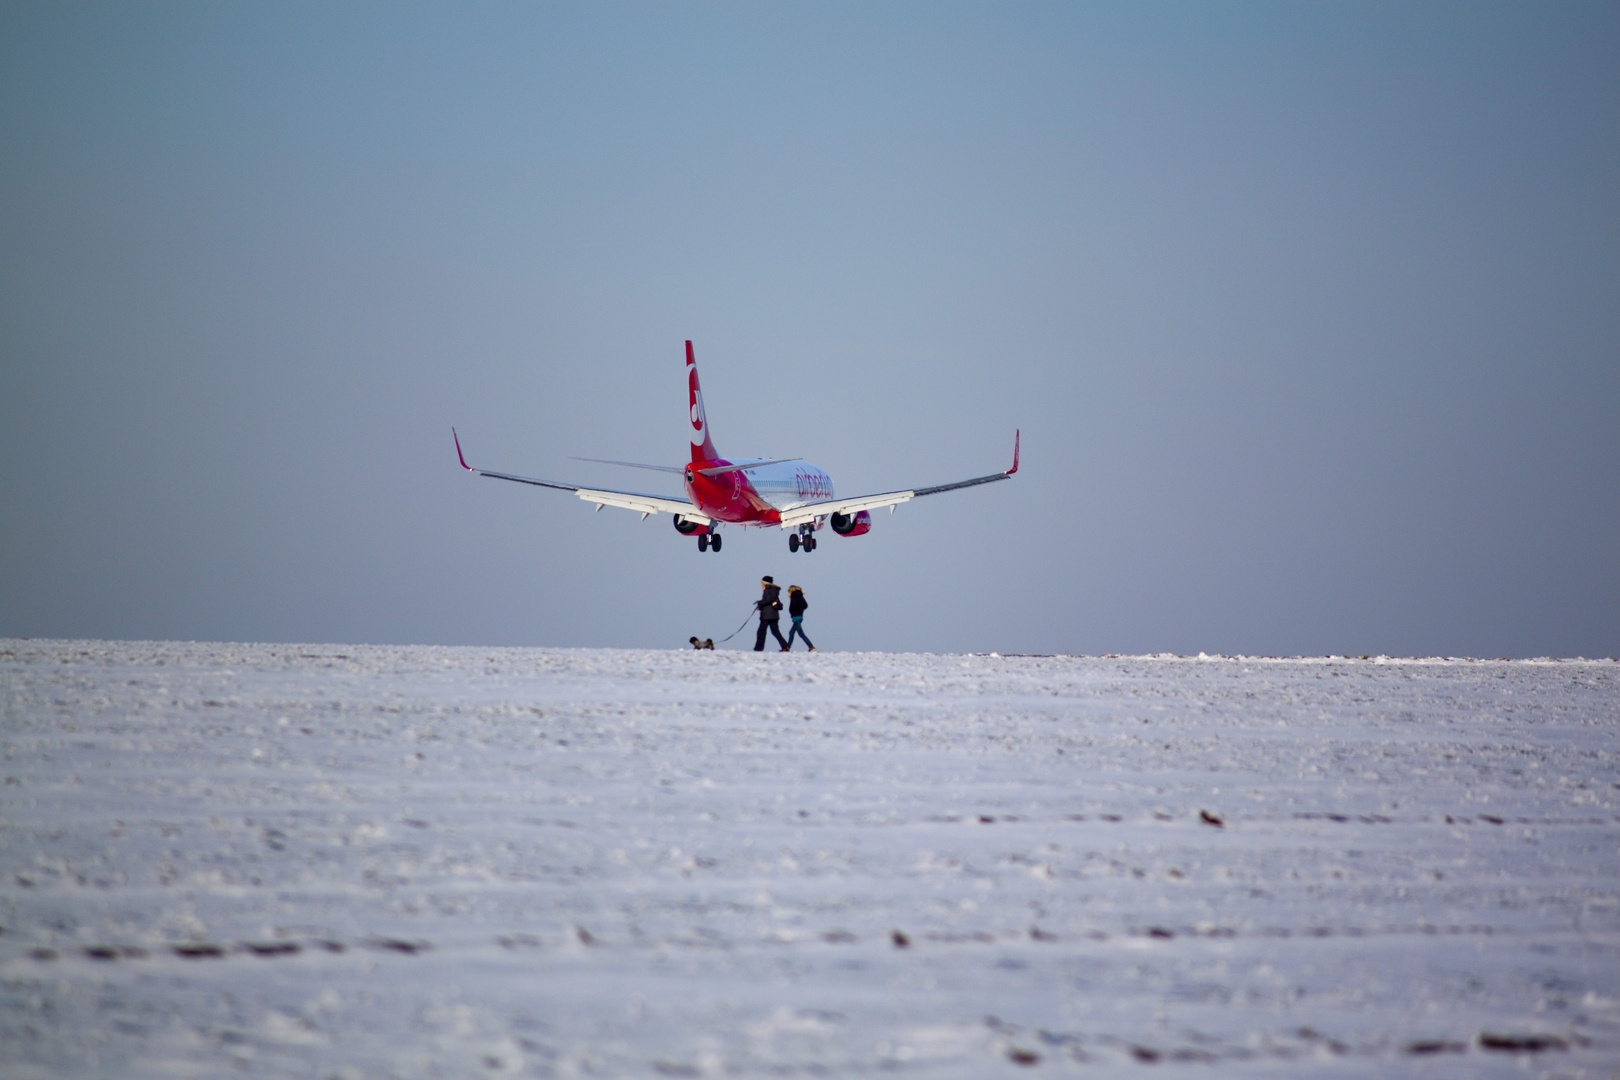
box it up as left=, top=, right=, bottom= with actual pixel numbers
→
left=784, top=585, right=816, bottom=651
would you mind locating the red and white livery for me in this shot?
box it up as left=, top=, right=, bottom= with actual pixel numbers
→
left=454, top=341, right=1018, bottom=553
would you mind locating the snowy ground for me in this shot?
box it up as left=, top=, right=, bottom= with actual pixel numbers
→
left=1, top=640, right=1617, bottom=1078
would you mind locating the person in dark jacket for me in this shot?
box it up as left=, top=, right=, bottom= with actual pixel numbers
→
left=784, top=585, right=815, bottom=651
left=754, top=576, right=789, bottom=651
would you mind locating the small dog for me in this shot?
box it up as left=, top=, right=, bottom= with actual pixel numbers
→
left=689, top=636, right=714, bottom=650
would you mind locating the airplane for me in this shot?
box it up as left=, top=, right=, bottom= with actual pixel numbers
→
left=453, top=340, right=1018, bottom=553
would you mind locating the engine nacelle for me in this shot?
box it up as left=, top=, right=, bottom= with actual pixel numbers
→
left=672, top=514, right=707, bottom=536
left=829, top=510, right=871, bottom=537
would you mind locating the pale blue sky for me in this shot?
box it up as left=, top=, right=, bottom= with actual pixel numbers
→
left=2, top=2, right=1616, bottom=656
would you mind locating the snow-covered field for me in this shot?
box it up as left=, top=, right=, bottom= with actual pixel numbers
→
left=1, top=640, right=1617, bottom=1078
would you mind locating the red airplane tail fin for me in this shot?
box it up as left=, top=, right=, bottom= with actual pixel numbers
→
left=686, top=340, right=720, bottom=463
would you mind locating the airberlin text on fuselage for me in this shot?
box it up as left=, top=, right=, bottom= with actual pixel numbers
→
left=794, top=468, right=831, bottom=500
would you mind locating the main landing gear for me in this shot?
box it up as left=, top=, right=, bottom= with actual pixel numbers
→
left=788, top=525, right=817, bottom=553
left=676, top=515, right=720, bottom=553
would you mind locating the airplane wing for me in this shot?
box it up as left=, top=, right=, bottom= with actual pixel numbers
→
left=776, top=430, right=1018, bottom=529
left=455, top=430, right=711, bottom=524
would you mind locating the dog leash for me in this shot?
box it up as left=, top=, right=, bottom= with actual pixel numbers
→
left=714, top=604, right=761, bottom=645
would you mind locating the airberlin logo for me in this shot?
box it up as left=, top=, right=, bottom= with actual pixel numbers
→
left=688, top=366, right=707, bottom=445
left=794, top=469, right=832, bottom=499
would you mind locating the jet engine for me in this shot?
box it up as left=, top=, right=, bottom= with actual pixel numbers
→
left=829, top=510, right=871, bottom=537
left=672, top=514, right=706, bottom=536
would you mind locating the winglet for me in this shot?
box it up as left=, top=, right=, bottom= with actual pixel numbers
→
left=453, top=427, right=474, bottom=472
left=1007, top=429, right=1020, bottom=476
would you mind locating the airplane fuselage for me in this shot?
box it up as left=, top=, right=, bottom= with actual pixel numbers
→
left=684, top=458, right=836, bottom=526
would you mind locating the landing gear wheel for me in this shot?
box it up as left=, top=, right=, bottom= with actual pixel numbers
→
left=697, top=533, right=709, bottom=552
left=788, top=533, right=800, bottom=553
left=804, top=536, right=816, bottom=552
left=710, top=532, right=721, bottom=552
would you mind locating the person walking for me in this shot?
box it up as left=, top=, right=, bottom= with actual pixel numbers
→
left=754, top=576, right=789, bottom=652
left=784, top=585, right=816, bottom=651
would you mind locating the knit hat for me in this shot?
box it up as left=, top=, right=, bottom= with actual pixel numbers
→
left=761, top=576, right=774, bottom=584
